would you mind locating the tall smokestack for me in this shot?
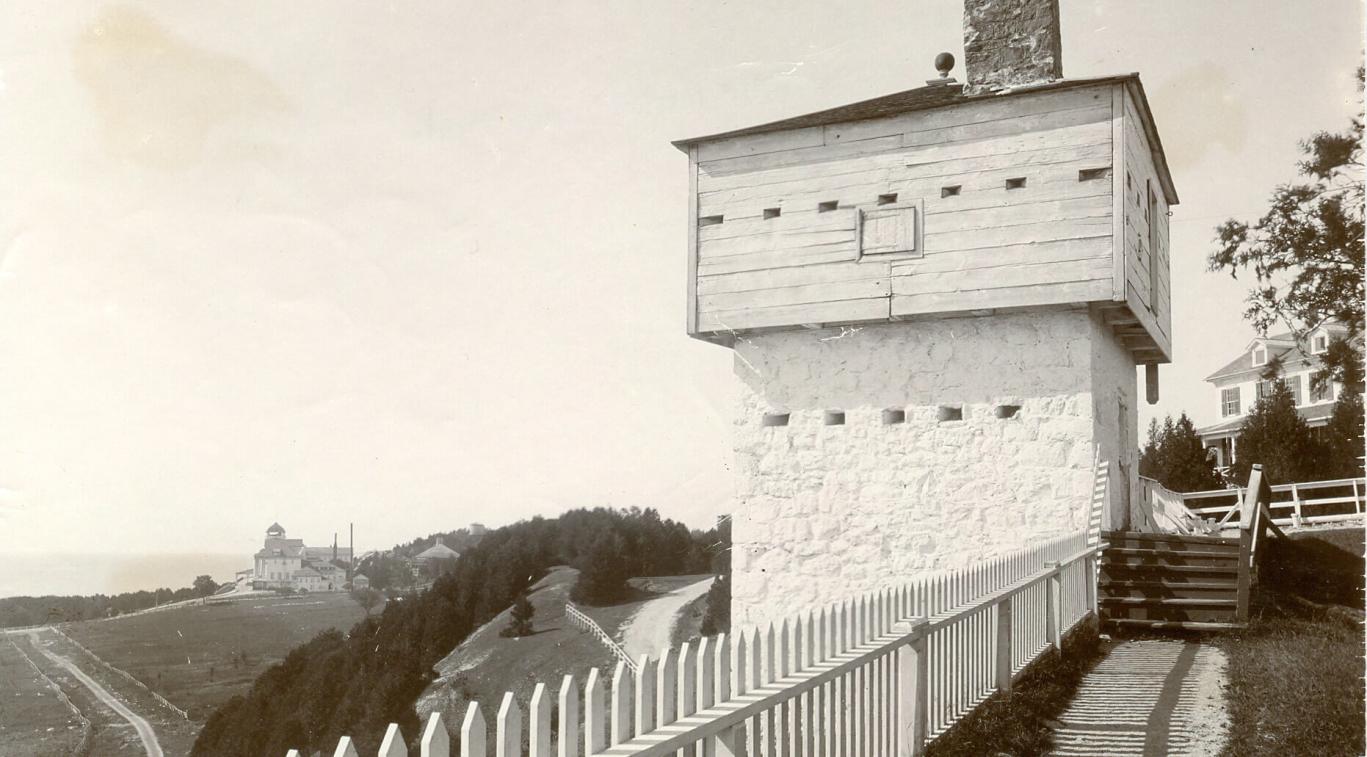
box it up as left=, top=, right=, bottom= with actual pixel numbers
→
left=963, top=0, right=1063, bottom=95
left=349, top=522, right=354, bottom=583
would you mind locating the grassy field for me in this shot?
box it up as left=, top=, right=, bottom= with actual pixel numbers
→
left=0, top=638, right=88, bottom=756
left=62, top=592, right=373, bottom=720
left=1218, top=526, right=1365, bottom=755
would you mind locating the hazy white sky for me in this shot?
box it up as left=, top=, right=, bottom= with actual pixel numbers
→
left=0, top=2, right=1361, bottom=582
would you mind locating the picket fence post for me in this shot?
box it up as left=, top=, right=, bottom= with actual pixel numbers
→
left=462, top=701, right=486, bottom=757
left=530, top=682, right=552, bottom=757
left=585, top=668, right=606, bottom=755
left=896, top=620, right=928, bottom=757
left=611, top=661, right=634, bottom=745
left=636, top=655, right=656, bottom=735
left=1044, top=561, right=1061, bottom=652
left=558, top=675, right=579, bottom=757
left=334, top=735, right=359, bottom=757
left=995, top=598, right=1012, bottom=694
left=379, top=723, right=407, bottom=757
left=496, top=692, right=520, bottom=757
left=421, top=712, right=450, bottom=757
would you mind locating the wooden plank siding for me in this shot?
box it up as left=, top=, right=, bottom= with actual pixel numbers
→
left=1117, top=83, right=1173, bottom=359
left=686, top=82, right=1170, bottom=344
left=691, top=86, right=1115, bottom=334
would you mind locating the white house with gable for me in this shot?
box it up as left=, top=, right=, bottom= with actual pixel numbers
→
left=1196, top=322, right=1354, bottom=469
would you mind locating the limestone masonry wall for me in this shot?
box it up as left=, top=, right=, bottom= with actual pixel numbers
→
left=728, top=308, right=1133, bottom=628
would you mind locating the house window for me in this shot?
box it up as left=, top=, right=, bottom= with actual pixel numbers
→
left=1252, top=347, right=1267, bottom=366
left=1256, top=380, right=1272, bottom=401
left=1312, top=380, right=1334, bottom=403
left=1221, top=387, right=1240, bottom=417
left=1312, top=333, right=1329, bottom=354
left=1285, top=375, right=1303, bottom=406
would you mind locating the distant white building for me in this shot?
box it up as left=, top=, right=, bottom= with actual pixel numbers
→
left=252, top=523, right=351, bottom=591
left=1196, top=323, right=1353, bottom=469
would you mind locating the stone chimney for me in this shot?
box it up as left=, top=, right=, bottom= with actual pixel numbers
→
left=963, top=0, right=1063, bottom=95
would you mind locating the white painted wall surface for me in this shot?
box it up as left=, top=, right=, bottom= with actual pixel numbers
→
left=727, top=308, right=1134, bottom=628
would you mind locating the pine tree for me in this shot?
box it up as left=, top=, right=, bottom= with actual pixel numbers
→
left=1323, top=374, right=1365, bottom=479
left=501, top=593, right=535, bottom=638
left=1139, top=413, right=1224, bottom=492
left=1232, top=380, right=1320, bottom=484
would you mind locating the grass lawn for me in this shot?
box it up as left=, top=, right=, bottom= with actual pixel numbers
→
left=0, top=638, right=87, bottom=757
left=62, top=592, right=372, bottom=720
left=923, top=624, right=1107, bottom=756
left=1217, top=526, right=1365, bottom=756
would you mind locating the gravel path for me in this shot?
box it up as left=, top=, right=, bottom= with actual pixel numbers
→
left=28, top=631, right=164, bottom=757
left=1048, top=639, right=1230, bottom=756
left=620, top=578, right=713, bottom=662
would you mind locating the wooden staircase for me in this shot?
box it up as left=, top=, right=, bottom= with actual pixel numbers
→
left=1098, top=530, right=1244, bottom=631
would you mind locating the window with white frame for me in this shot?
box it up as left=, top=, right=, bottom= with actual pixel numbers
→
left=1312, top=333, right=1329, bottom=354
left=1221, top=387, right=1240, bottom=417
left=1312, top=379, right=1334, bottom=403
left=1256, top=380, right=1273, bottom=401
left=1252, top=346, right=1268, bottom=366
left=1284, top=375, right=1303, bottom=406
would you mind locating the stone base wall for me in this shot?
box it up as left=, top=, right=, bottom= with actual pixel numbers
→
left=728, top=308, right=1133, bottom=629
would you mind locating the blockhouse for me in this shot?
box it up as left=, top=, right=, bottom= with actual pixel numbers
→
left=679, top=0, right=1180, bottom=628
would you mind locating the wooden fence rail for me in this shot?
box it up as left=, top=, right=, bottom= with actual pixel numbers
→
left=567, top=603, right=640, bottom=674
left=1180, top=476, right=1365, bottom=529
left=291, top=531, right=1097, bottom=757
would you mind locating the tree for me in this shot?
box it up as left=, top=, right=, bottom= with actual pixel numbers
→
left=1139, top=414, right=1223, bottom=492
left=500, top=593, right=535, bottom=638
left=1231, top=380, right=1320, bottom=484
left=1322, top=353, right=1365, bottom=478
left=1209, top=66, right=1364, bottom=390
left=192, top=575, right=219, bottom=598
left=571, top=531, right=630, bottom=605
left=350, top=587, right=383, bottom=617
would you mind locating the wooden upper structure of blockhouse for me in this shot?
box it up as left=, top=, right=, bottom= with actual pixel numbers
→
left=673, top=0, right=1178, bottom=365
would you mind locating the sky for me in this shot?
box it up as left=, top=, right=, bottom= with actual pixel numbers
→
left=0, top=1, right=1362, bottom=595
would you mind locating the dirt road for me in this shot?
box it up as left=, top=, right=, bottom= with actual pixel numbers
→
left=28, top=632, right=164, bottom=757
left=621, top=577, right=712, bottom=662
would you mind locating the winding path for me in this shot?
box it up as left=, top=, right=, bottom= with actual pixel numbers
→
left=621, top=578, right=713, bottom=662
left=28, top=632, right=164, bottom=757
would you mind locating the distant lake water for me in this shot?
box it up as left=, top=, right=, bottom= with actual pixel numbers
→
left=1, top=553, right=247, bottom=598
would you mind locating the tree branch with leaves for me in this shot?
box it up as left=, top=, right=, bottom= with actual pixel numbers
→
left=1209, top=66, right=1364, bottom=392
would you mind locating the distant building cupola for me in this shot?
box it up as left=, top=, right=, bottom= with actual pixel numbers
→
left=963, top=0, right=1064, bottom=95
left=266, top=522, right=285, bottom=537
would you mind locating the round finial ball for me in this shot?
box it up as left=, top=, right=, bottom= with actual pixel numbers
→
left=934, top=52, right=955, bottom=75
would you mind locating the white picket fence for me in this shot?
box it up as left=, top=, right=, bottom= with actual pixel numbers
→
left=566, top=602, right=639, bottom=674
left=1181, top=476, right=1365, bottom=529
left=290, top=531, right=1097, bottom=757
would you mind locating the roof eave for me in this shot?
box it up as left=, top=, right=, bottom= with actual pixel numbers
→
left=672, top=73, right=1145, bottom=155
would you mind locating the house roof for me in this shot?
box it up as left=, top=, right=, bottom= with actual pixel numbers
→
left=672, top=73, right=1178, bottom=204
left=1196, top=401, right=1337, bottom=438
left=1205, top=325, right=1356, bottom=382
left=416, top=542, right=460, bottom=561
left=267, top=522, right=285, bottom=534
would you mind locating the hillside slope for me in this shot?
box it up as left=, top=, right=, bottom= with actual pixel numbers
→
left=415, top=566, right=615, bottom=734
